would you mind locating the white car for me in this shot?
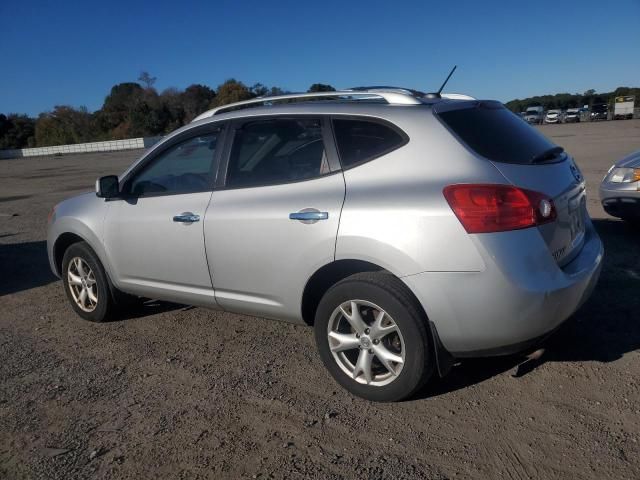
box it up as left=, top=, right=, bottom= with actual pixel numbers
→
left=544, top=110, right=562, bottom=124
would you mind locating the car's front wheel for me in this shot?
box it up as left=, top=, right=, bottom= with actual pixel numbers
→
left=314, top=272, right=434, bottom=402
left=62, top=242, right=117, bottom=322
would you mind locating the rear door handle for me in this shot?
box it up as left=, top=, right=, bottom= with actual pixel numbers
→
left=173, top=212, right=200, bottom=223
left=289, top=209, right=328, bottom=223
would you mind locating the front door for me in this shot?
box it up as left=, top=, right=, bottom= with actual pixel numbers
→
left=104, top=125, right=224, bottom=306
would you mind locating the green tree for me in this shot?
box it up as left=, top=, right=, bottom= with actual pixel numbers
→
left=181, top=84, right=216, bottom=122
left=159, top=87, right=186, bottom=131
left=138, top=71, right=157, bottom=90
left=96, top=82, right=146, bottom=134
left=35, top=106, right=94, bottom=146
left=0, top=114, right=36, bottom=149
left=307, top=83, right=336, bottom=92
left=95, top=81, right=176, bottom=138
left=250, top=83, right=269, bottom=97
left=210, top=79, right=254, bottom=108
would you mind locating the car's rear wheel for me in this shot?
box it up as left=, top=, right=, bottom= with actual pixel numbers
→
left=62, top=242, right=118, bottom=322
left=314, top=272, right=434, bottom=402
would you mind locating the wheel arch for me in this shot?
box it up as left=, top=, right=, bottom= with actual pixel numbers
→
left=53, top=229, right=130, bottom=306
left=51, top=223, right=111, bottom=282
left=301, top=260, right=387, bottom=326
left=302, top=259, right=454, bottom=377
left=53, top=232, right=87, bottom=276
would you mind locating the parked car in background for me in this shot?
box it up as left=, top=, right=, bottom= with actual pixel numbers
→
left=600, top=150, right=640, bottom=223
left=47, top=88, right=603, bottom=402
left=564, top=108, right=581, bottom=123
left=614, top=96, right=635, bottom=120
left=524, top=106, right=544, bottom=124
left=591, top=104, right=609, bottom=121
left=544, top=109, right=562, bottom=124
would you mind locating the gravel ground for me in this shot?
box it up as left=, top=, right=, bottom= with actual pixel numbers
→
left=1, top=120, right=639, bottom=479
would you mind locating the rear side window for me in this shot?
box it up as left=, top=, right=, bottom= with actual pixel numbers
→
left=226, top=118, right=331, bottom=188
left=437, top=101, right=558, bottom=164
left=333, top=119, right=406, bottom=168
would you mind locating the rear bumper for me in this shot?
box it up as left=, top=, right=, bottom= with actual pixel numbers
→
left=402, top=221, right=603, bottom=357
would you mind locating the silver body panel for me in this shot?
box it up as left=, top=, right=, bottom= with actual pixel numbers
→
left=490, top=158, right=588, bottom=266
left=335, top=110, right=501, bottom=275
left=47, top=95, right=603, bottom=356
left=205, top=173, right=345, bottom=322
left=103, top=192, right=218, bottom=307
left=404, top=220, right=602, bottom=353
left=47, top=192, right=111, bottom=275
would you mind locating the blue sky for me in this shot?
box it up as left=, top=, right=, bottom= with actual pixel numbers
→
left=1, top=0, right=639, bottom=116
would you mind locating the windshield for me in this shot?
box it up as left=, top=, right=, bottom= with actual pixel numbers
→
left=436, top=101, right=560, bottom=165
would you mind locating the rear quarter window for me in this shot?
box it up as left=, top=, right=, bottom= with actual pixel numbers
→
left=332, top=119, right=407, bottom=169
left=436, top=101, right=558, bottom=164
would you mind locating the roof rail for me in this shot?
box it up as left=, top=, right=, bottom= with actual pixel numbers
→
left=441, top=93, right=476, bottom=100
left=349, top=86, right=427, bottom=97
left=191, top=89, right=423, bottom=122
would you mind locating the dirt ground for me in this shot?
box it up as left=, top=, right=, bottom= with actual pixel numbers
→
left=1, top=120, right=639, bottom=479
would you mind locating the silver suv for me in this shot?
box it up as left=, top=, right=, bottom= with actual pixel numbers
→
left=47, top=88, right=603, bottom=401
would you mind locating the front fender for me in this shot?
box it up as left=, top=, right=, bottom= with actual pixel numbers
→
left=46, top=193, right=113, bottom=280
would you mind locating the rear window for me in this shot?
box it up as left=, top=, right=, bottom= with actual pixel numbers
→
left=437, top=102, right=558, bottom=164
left=333, top=119, right=406, bottom=168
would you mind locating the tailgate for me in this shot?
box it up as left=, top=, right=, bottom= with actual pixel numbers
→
left=490, top=157, right=587, bottom=266
left=434, top=100, right=589, bottom=267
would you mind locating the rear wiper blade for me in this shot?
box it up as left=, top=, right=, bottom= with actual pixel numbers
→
left=531, top=146, right=564, bottom=164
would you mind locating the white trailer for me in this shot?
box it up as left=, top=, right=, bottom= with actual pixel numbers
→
left=614, top=96, right=635, bottom=120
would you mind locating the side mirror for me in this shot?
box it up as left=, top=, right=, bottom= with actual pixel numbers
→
left=96, top=175, right=119, bottom=198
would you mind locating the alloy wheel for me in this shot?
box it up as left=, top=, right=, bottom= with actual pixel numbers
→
left=67, top=257, right=98, bottom=312
left=327, top=300, right=405, bottom=386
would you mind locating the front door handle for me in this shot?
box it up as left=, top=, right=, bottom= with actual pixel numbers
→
left=289, top=209, right=328, bottom=224
left=173, top=212, right=200, bottom=223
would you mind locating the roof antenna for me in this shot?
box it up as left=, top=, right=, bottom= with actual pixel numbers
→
left=424, top=65, right=457, bottom=99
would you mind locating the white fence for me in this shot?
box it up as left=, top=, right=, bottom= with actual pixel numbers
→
left=0, top=136, right=162, bottom=159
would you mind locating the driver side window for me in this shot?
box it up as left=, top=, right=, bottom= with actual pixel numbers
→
left=129, top=128, right=221, bottom=196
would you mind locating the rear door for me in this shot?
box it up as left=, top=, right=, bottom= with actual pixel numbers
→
left=204, top=116, right=345, bottom=322
left=436, top=101, right=587, bottom=266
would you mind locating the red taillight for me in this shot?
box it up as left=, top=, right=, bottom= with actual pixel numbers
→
left=443, top=184, right=556, bottom=234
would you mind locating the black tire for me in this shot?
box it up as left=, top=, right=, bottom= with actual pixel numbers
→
left=314, top=272, right=434, bottom=402
left=61, top=241, right=119, bottom=322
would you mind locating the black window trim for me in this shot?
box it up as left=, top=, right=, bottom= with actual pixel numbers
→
left=216, top=115, right=342, bottom=191
left=329, top=115, right=410, bottom=171
left=115, top=121, right=228, bottom=200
